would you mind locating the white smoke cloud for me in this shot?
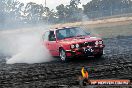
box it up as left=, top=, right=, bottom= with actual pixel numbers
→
left=0, top=26, right=53, bottom=64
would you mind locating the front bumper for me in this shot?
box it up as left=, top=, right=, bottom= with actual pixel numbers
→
left=65, top=45, right=105, bottom=57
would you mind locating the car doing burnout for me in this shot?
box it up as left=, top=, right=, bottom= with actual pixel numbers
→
left=42, top=27, right=105, bottom=61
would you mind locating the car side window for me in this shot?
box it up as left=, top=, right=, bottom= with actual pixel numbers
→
left=43, top=31, right=50, bottom=41
left=56, top=30, right=66, bottom=40
left=49, top=31, right=56, bottom=41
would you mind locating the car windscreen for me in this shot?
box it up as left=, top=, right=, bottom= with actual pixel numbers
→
left=56, top=27, right=90, bottom=40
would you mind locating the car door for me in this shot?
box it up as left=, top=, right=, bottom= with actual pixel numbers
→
left=48, top=31, right=59, bottom=56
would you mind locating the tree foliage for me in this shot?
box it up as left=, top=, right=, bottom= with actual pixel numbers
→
left=56, top=0, right=82, bottom=22
left=1, top=0, right=132, bottom=27
left=83, top=0, right=132, bottom=16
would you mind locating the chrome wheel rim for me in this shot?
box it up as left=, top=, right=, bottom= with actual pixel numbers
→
left=60, top=50, right=66, bottom=61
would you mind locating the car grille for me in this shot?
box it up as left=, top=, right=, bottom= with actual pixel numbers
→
left=79, top=41, right=95, bottom=47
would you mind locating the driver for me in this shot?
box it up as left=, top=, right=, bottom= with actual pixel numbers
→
left=66, top=28, right=75, bottom=37
left=56, top=31, right=64, bottom=40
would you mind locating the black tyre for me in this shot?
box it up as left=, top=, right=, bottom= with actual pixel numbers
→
left=94, top=53, right=103, bottom=58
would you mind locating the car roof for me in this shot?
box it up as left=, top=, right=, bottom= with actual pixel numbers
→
left=49, top=27, right=77, bottom=31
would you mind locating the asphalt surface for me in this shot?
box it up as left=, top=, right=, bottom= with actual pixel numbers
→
left=0, top=36, right=132, bottom=88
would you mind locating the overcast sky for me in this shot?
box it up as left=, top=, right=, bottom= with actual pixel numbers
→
left=17, top=0, right=92, bottom=9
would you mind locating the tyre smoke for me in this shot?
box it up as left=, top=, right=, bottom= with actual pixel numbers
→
left=0, top=26, right=53, bottom=64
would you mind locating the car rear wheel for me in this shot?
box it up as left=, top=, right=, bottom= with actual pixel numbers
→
left=59, top=49, right=67, bottom=61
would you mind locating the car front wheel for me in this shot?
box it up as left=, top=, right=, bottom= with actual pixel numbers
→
left=59, top=49, right=67, bottom=61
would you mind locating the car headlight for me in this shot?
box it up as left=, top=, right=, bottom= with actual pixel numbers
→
left=71, top=44, right=75, bottom=49
left=95, top=41, right=99, bottom=45
left=99, top=41, right=103, bottom=44
left=76, top=44, right=79, bottom=48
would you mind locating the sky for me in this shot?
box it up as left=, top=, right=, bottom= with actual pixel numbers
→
left=17, top=0, right=92, bottom=9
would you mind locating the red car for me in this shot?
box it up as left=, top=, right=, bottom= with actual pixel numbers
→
left=42, top=27, right=105, bottom=61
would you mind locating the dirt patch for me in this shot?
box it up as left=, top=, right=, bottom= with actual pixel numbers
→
left=52, top=17, right=132, bottom=28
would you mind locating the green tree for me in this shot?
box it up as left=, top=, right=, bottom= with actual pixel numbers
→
left=0, top=0, right=24, bottom=25
left=56, top=0, right=82, bottom=23
left=42, top=7, right=57, bottom=23
left=83, top=0, right=132, bottom=18
left=56, top=4, right=67, bottom=22
left=24, top=2, right=44, bottom=23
